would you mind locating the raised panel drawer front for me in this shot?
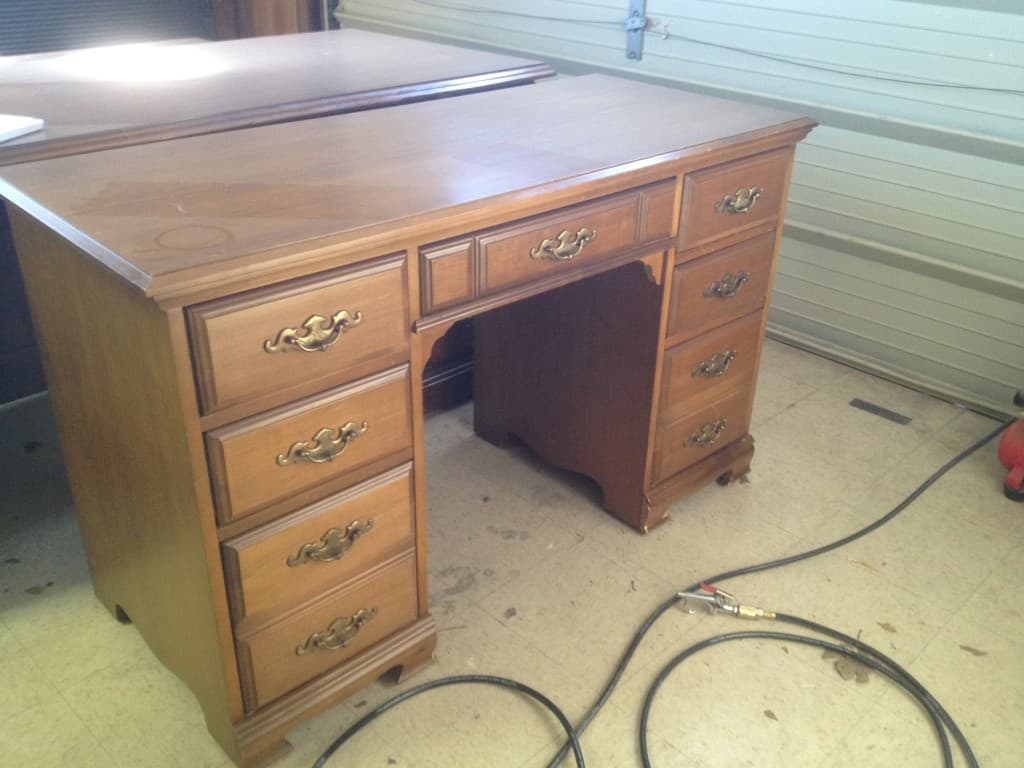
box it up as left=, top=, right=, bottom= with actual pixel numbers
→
left=222, top=464, right=415, bottom=628
left=667, top=231, right=775, bottom=341
left=206, top=366, right=413, bottom=524
left=476, top=180, right=674, bottom=297
left=660, top=311, right=763, bottom=425
left=653, top=385, right=752, bottom=483
left=188, top=255, right=409, bottom=414
left=237, top=552, right=417, bottom=711
left=679, top=148, right=790, bottom=248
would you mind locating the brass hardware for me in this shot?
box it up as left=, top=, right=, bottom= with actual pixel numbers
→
left=286, top=519, right=375, bottom=567
left=263, top=310, right=363, bottom=353
left=276, top=421, right=369, bottom=466
left=704, top=271, right=750, bottom=299
left=530, top=227, right=596, bottom=261
left=715, top=186, right=763, bottom=214
left=693, top=350, right=737, bottom=379
left=685, top=418, right=728, bottom=448
left=295, top=607, right=377, bottom=656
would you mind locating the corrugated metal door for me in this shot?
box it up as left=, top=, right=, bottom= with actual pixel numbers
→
left=339, top=0, right=1024, bottom=416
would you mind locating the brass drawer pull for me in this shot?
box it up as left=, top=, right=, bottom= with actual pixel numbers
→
left=715, top=186, right=762, bottom=214
left=295, top=607, right=377, bottom=656
left=530, top=227, right=596, bottom=261
left=263, top=310, right=363, bottom=353
left=276, top=421, right=369, bottom=466
left=685, top=418, right=728, bottom=449
left=704, top=271, right=750, bottom=299
left=286, top=519, right=375, bottom=567
left=692, top=350, right=737, bottom=379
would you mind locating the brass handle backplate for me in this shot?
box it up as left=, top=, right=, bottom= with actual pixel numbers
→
left=263, top=310, right=362, bottom=353
left=530, top=227, right=596, bottom=261
left=685, top=418, right=728, bottom=449
left=286, top=519, right=375, bottom=567
left=715, top=187, right=763, bottom=214
left=295, top=607, right=377, bottom=656
left=704, top=271, right=750, bottom=299
left=276, top=421, right=369, bottom=466
left=693, top=350, right=737, bottom=379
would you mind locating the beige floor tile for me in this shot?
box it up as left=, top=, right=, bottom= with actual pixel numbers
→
left=0, top=652, right=54, bottom=723
left=425, top=460, right=589, bottom=616
left=0, top=696, right=120, bottom=768
left=476, top=538, right=678, bottom=686
left=749, top=363, right=818, bottom=428
left=2, top=578, right=152, bottom=689
left=631, top=634, right=868, bottom=767
left=586, top=485, right=808, bottom=593
left=60, top=653, right=233, bottom=768
left=4, top=347, right=1022, bottom=768
left=889, top=611, right=1024, bottom=740
left=949, top=545, right=1024, bottom=645
left=820, top=702, right=962, bottom=768
left=0, top=617, right=22, bottom=656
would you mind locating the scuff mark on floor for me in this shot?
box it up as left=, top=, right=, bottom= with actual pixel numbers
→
left=959, top=644, right=988, bottom=657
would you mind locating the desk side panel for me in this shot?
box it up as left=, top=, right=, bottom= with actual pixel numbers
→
left=8, top=209, right=243, bottom=761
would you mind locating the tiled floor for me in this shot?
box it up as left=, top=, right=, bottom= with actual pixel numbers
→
left=1, top=340, right=1021, bottom=767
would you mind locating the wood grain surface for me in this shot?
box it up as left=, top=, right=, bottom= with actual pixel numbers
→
left=0, top=75, right=813, bottom=301
left=0, top=29, right=553, bottom=165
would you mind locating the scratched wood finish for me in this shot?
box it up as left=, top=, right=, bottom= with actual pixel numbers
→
left=0, top=76, right=812, bottom=303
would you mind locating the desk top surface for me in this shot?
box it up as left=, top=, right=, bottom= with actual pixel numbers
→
left=0, top=74, right=814, bottom=301
left=0, top=29, right=553, bottom=165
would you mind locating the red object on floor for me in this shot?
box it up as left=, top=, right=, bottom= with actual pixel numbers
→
left=998, top=390, right=1024, bottom=502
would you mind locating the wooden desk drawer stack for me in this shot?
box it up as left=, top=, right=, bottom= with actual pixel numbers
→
left=187, top=256, right=419, bottom=715
left=653, top=148, right=791, bottom=484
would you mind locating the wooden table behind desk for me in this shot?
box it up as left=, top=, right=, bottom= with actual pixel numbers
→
left=0, top=29, right=554, bottom=403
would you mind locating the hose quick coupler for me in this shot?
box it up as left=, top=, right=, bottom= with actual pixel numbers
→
left=734, top=604, right=776, bottom=620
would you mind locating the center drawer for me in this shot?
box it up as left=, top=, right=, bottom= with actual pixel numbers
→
left=419, top=179, right=675, bottom=314
left=206, top=366, right=413, bottom=524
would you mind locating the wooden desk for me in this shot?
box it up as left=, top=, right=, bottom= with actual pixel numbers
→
left=0, top=74, right=814, bottom=766
left=0, top=29, right=554, bottom=403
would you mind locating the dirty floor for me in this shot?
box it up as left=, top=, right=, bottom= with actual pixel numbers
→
left=1, top=339, right=1021, bottom=767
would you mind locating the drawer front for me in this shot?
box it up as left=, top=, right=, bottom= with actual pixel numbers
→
left=189, top=255, right=409, bottom=414
left=222, top=464, right=415, bottom=628
left=418, top=181, right=674, bottom=315
left=420, top=238, right=474, bottom=313
left=679, top=149, right=790, bottom=248
left=653, top=385, right=752, bottom=483
left=207, top=366, right=413, bottom=524
left=660, top=311, right=762, bottom=424
left=479, top=193, right=639, bottom=294
left=238, top=552, right=417, bottom=711
left=667, top=232, right=774, bottom=341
